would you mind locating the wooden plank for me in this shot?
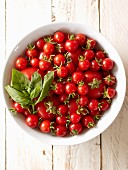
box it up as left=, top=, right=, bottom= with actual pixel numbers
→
left=0, top=0, right=5, bottom=169
left=100, top=0, right=128, bottom=169
left=6, top=1, right=52, bottom=170
left=52, top=1, right=101, bottom=170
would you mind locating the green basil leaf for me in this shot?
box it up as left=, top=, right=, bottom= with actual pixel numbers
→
left=35, top=71, right=54, bottom=104
left=30, top=85, right=41, bottom=99
left=28, top=71, right=42, bottom=94
left=5, top=85, right=31, bottom=105
left=11, top=69, right=30, bottom=91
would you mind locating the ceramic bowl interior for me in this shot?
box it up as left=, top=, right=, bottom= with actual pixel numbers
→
left=3, top=22, right=126, bottom=145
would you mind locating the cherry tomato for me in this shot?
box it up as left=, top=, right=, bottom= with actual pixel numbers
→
left=59, top=94, right=69, bottom=103
left=26, top=115, right=38, bottom=128
left=86, top=38, right=96, bottom=49
left=53, top=82, right=65, bottom=95
left=78, top=96, right=89, bottom=106
left=78, top=59, right=90, bottom=71
left=36, top=101, right=55, bottom=121
left=57, top=66, right=68, bottom=78
left=77, top=84, right=88, bottom=95
left=70, top=113, right=82, bottom=123
left=55, top=125, right=67, bottom=137
left=84, top=70, right=102, bottom=84
left=82, top=115, right=94, bottom=128
left=55, top=43, right=66, bottom=53
left=43, top=42, right=55, bottom=55
left=54, top=54, right=66, bottom=66
left=26, top=44, right=38, bottom=58
left=36, top=38, right=45, bottom=50
left=99, top=99, right=110, bottom=111
left=30, top=58, right=39, bottom=68
left=68, top=99, right=78, bottom=114
left=75, top=33, right=86, bottom=45
left=88, top=99, right=99, bottom=111
left=72, top=71, right=84, bottom=84
left=83, top=49, right=95, bottom=60
left=39, top=51, right=50, bottom=60
left=56, top=115, right=67, bottom=125
left=57, top=105, right=68, bottom=115
left=15, top=57, right=28, bottom=70
left=88, top=82, right=105, bottom=99
left=66, top=62, right=76, bottom=74
left=95, top=50, right=105, bottom=60
left=69, top=122, right=83, bottom=135
left=54, top=31, right=65, bottom=43
left=68, top=48, right=83, bottom=63
left=13, top=102, right=25, bottom=113
left=65, top=39, right=78, bottom=52
left=105, top=87, right=116, bottom=98
left=90, top=60, right=100, bottom=71
left=39, top=59, right=51, bottom=71
left=104, top=74, right=116, bottom=86
left=40, top=120, right=51, bottom=133
left=65, top=82, right=77, bottom=94
left=102, top=58, right=114, bottom=71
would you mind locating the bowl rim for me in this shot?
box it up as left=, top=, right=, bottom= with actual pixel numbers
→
left=2, top=21, right=126, bottom=145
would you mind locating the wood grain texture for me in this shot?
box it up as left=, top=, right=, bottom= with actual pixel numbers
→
left=0, top=0, right=5, bottom=169
left=6, top=1, right=52, bottom=170
left=100, top=0, right=128, bottom=169
left=52, top=1, right=101, bottom=170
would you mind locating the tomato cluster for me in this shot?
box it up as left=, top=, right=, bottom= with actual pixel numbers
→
left=13, top=31, right=116, bottom=137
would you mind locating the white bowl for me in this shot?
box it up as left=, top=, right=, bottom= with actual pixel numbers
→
left=3, top=22, right=126, bottom=145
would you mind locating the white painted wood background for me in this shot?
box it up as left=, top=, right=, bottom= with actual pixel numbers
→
left=0, top=0, right=128, bottom=169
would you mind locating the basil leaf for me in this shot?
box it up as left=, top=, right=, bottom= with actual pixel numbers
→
left=30, top=85, right=41, bottom=99
left=35, top=71, right=54, bottom=104
left=5, top=85, right=31, bottom=105
left=28, top=71, right=42, bottom=94
left=11, top=69, right=30, bottom=91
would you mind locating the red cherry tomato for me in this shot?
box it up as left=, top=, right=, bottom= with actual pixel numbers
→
left=65, top=82, right=77, bottom=94
left=65, top=39, right=78, bottom=53
left=36, top=38, right=45, bottom=50
left=82, top=115, right=95, bottom=128
left=40, top=120, right=51, bottom=133
left=70, top=113, right=82, bottom=123
left=26, top=44, right=38, bottom=58
left=99, top=99, right=110, bottom=111
left=75, top=33, right=86, bottom=45
left=104, top=74, right=116, bottom=86
left=57, top=105, right=68, bottom=115
left=78, top=96, right=89, bottom=106
left=13, top=102, right=25, bottom=113
left=54, top=54, right=66, bottom=66
left=15, top=57, right=28, bottom=70
left=43, top=42, right=55, bottom=55
left=57, top=66, right=68, bottom=78
left=54, top=31, right=65, bottom=43
left=56, top=115, right=67, bottom=125
left=72, top=71, right=84, bottom=84
left=53, top=82, right=65, bottom=95
left=55, top=125, right=67, bottom=137
left=86, top=38, right=96, bottom=49
left=102, top=58, right=114, bottom=71
left=69, top=122, right=83, bottom=135
left=21, top=67, right=38, bottom=80
left=68, top=99, right=78, bottom=114
left=66, top=62, right=76, bottom=74
left=84, top=70, right=103, bottom=84
left=88, top=99, right=99, bottom=111
left=26, top=115, right=38, bottom=128
left=30, top=58, right=39, bottom=68
left=36, top=101, right=55, bottom=121
left=83, top=49, right=95, bottom=60
left=39, top=60, right=51, bottom=71
left=77, top=84, right=88, bottom=95
left=90, top=60, right=100, bottom=71
left=78, top=59, right=90, bottom=71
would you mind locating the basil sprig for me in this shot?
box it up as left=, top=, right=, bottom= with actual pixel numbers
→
left=5, top=69, right=54, bottom=113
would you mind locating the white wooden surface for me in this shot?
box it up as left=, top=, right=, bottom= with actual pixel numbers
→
left=0, top=0, right=128, bottom=170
